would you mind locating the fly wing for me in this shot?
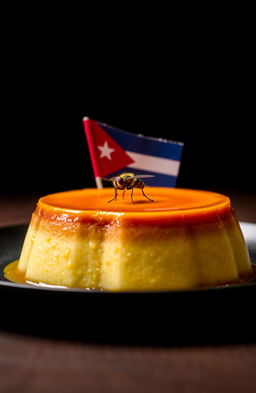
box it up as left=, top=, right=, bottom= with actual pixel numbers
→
left=136, top=175, right=155, bottom=178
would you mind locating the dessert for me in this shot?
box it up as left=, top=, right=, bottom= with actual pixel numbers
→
left=11, top=187, right=253, bottom=290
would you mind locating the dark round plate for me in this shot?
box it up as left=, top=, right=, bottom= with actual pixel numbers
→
left=0, top=223, right=255, bottom=344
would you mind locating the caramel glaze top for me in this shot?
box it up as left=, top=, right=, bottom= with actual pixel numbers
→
left=34, top=188, right=233, bottom=227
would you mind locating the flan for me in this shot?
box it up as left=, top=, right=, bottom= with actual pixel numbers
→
left=16, top=187, right=252, bottom=290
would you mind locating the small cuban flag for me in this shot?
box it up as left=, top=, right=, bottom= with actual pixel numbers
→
left=83, top=117, right=184, bottom=188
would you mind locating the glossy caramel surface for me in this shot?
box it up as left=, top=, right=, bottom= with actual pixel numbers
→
left=36, top=188, right=232, bottom=226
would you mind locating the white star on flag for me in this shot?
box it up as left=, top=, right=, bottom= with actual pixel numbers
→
left=98, top=141, right=115, bottom=160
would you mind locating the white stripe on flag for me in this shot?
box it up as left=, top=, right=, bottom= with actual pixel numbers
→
left=126, top=151, right=181, bottom=176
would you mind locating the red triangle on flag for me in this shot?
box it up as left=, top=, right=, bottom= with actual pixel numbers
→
left=83, top=118, right=134, bottom=177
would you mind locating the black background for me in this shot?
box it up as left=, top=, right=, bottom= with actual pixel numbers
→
left=1, top=16, right=254, bottom=196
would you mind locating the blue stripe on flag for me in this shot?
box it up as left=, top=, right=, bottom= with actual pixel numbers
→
left=106, top=167, right=178, bottom=188
left=100, top=123, right=183, bottom=161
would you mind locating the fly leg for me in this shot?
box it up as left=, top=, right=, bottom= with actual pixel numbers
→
left=108, top=188, right=118, bottom=203
left=130, top=188, right=134, bottom=204
left=141, top=188, right=154, bottom=202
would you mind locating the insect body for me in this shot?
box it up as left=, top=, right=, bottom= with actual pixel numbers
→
left=105, top=173, right=154, bottom=204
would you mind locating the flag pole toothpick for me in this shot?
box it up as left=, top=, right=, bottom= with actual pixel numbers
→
left=95, top=177, right=103, bottom=189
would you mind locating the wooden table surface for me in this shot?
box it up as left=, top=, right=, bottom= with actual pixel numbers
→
left=0, top=192, right=256, bottom=393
